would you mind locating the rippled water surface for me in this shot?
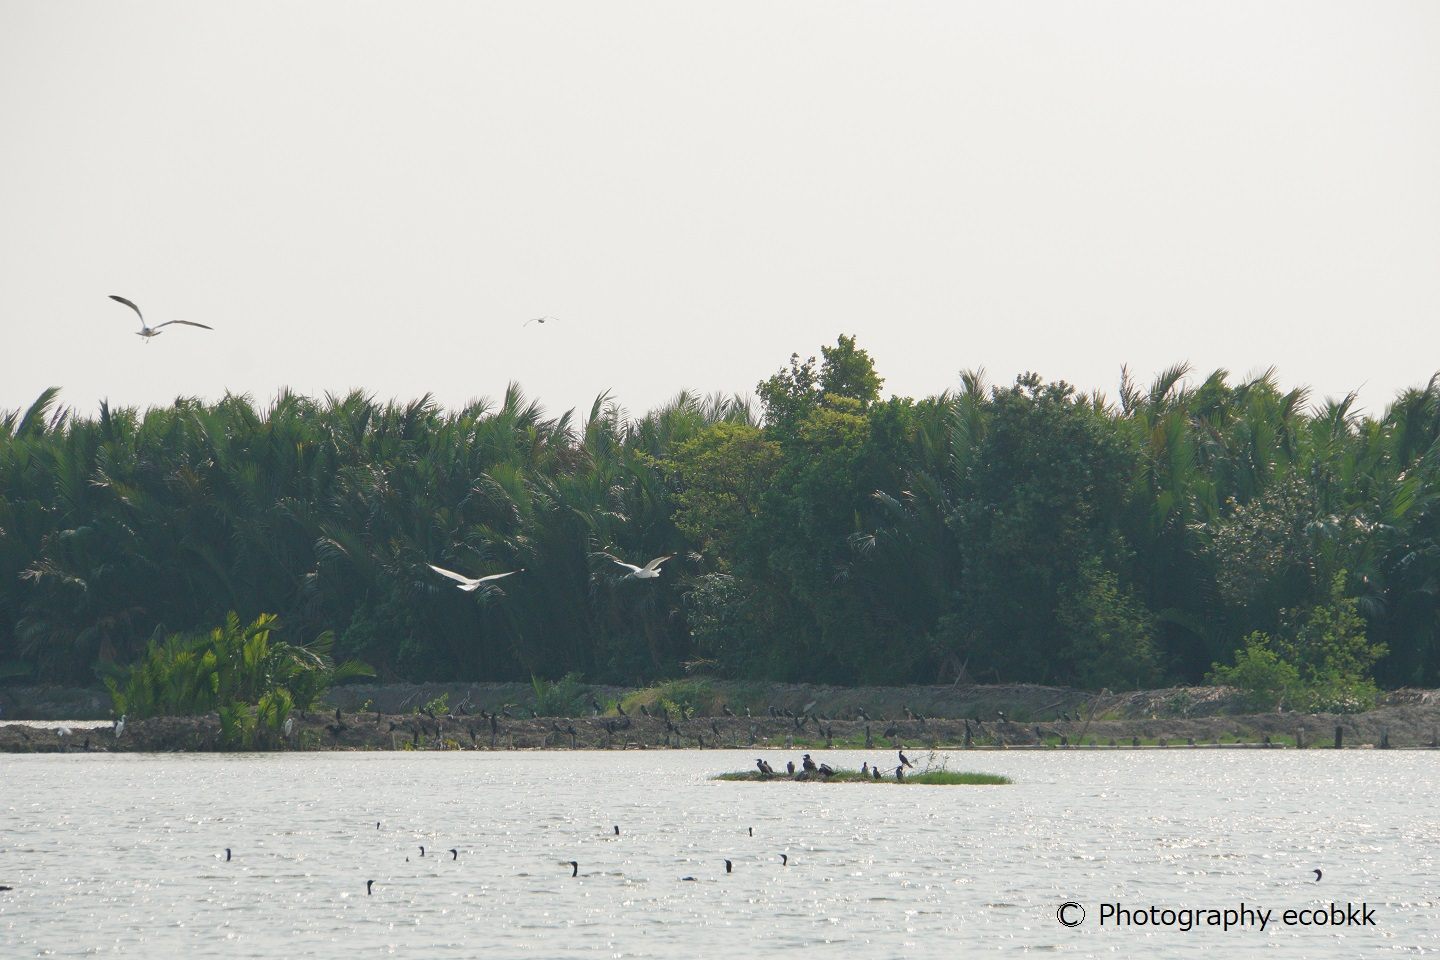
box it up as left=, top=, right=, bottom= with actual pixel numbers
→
left=2, top=750, right=1436, bottom=957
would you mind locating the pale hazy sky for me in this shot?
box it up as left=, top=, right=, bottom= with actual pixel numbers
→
left=2, top=1, right=1437, bottom=422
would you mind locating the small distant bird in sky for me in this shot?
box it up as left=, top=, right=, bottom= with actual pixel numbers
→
left=599, top=553, right=673, bottom=580
left=109, top=295, right=213, bottom=342
left=524, top=316, right=558, bottom=327
left=427, top=563, right=523, bottom=592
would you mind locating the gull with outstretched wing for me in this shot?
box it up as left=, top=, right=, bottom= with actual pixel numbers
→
left=109, top=295, right=213, bottom=342
left=599, top=553, right=673, bottom=580
left=427, top=563, right=523, bottom=592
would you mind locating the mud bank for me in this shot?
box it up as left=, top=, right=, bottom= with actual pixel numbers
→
left=4, top=699, right=1439, bottom=753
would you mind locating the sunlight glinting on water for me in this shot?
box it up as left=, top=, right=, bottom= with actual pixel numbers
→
left=1, top=749, right=1435, bottom=958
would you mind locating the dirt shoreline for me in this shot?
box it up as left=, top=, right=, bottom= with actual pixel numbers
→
left=3, top=684, right=1439, bottom=753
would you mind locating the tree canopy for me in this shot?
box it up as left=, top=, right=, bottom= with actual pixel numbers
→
left=2, top=344, right=1438, bottom=694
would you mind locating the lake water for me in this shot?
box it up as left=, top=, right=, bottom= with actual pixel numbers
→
left=1, top=749, right=1435, bottom=957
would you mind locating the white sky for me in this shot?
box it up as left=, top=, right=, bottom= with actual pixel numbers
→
left=2, top=1, right=1437, bottom=423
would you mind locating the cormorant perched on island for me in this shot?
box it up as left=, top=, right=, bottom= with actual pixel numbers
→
left=898, top=749, right=914, bottom=769
left=871, top=764, right=882, bottom=780
left=895, top=765, right=905, bottom=782
left=590, top=698, right=602, bottom=717
left=861, top=762, right=869, bottom=775
left=801, top=754, right=818, bottom=773
left=786, top=761, right=795, bottom=775
left=721, top=703, right=734, bottom=717
left=756, top=758, right=774, bottom=775
left=616, top=703, right=626, bottom=717
left=817, top=763, right=834, bottom=777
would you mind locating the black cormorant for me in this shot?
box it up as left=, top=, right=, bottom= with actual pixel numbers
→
left=724, top=859, right=733, bottom=873
left=366, top=880, right=374, bottom=895
left=569, top=860, right=579, bottom=877
left=898, top=749, right=913, bottom=769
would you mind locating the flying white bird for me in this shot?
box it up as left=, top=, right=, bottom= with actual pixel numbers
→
left=600, top=553, right=673, bottom=580
left=524, top=316, right=558, bottom=327
left=109, top=295, right=213, bottom=342
left=427, top=563, right=524, bottom=592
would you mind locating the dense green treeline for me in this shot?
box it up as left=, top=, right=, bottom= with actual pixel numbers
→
left=2, top=337, right=1438, bottom=693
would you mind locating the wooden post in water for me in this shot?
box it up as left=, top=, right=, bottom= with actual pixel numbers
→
left=1334, top=726, right=1343, bottom=749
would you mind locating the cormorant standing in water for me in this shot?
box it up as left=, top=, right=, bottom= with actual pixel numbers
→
left=418, top=846, right=425, bottom=857
left=724, top=859, right=733, bottom=873
left=224, top=848, right=231, bottom=862
left=449, top=849, right=458, bottom=860
left=366, top=880, right=374, bottom=895
left=568, top=861, right=579, bottom=877
left=613, top=826, right=620, bottom=836
left=779, top=854, right=789, bottom=866
left=898, top=749, right=914, bottom=769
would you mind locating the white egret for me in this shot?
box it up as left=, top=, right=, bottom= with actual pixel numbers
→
left=282, top=717, right=294, bottom=737
left=109, top=295, right=213, bottom=342
left=600, top=553, right=673, bottom=580
left=114, top=714, right=126, bottom=737
left=427, top=563, right=523, bottom=592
